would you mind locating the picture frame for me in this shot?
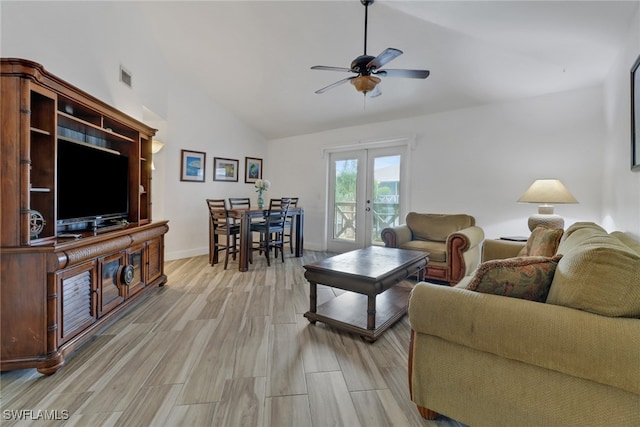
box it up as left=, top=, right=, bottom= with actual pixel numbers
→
left=180, top=149, right=206, bottom=182
left=245, top=157, right=263, bottom=183
left=632, top=54, right=640, bottom=171
left=213, top=157, right=239, bottom=182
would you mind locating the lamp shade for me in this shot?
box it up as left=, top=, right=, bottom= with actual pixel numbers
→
left=517, top=179, right=578, bottom=204
left=518, top=179, right=578, bottom=231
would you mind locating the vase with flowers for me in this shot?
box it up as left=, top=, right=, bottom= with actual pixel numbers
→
left=254, top=179, right=271, bottom=209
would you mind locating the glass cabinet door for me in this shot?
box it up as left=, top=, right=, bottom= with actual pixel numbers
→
left=126, top=244, right=145, bottom=297
left=99, top=253, right=125, bottom=316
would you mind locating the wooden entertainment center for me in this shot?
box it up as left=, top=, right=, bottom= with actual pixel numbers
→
left=0, top=58, right=169, bottom=374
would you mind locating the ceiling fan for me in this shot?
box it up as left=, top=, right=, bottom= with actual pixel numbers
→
left=311, top=0, right=430, bottom=97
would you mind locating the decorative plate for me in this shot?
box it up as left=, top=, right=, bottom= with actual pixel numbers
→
left=29, top=210, right=45, bottom=238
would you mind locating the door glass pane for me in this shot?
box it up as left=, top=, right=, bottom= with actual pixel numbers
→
left=333, top=158, right=358, bottom=241
left=372, top=155, right=401, bottom=244
left=102, top=257, right=122, bottom=309
left=129, top=249, right=143, bottom=285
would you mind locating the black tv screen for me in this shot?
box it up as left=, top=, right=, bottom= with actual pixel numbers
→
left=57, top=139, right=129, bottom=225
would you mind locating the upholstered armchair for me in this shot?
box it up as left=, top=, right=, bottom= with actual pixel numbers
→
left=381, top=213, right=484, bottom=285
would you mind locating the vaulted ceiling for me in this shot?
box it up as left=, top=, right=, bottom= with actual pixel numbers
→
left=138, top=1, right=638, bottom=139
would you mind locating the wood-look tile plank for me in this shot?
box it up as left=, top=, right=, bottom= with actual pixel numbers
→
left=333, top=332, right=388, bottom=392
left=78, top=329, right=177, bottom=413
left=212, top=377, right=266, bottom=427
left=297, top=317, right=341, bottom=373
left=233, top=316, right=270, bottom=379
left=64, top=411, right=122, bottom=426
left=267, top=323, right=307, bottom=397
left=144, top=319, right=215, bottom=386
left=264, top=395, right=313, bottom=427
left=272, top=289, right=297, bottom=324
left=306, top=371, right=360, bottom=427
left=115, top=384, right=183, bottom=427
left=351, top=389, right=412, bottom=427
left=164, top=402, right=217, bottom=427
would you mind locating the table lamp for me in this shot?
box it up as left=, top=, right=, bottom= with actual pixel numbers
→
left=517, top=179, right=578, bottom=231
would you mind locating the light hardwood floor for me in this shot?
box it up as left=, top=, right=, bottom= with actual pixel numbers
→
left=1, top=251, right=466, bottom=427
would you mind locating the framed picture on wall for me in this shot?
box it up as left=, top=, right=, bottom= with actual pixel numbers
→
left=213, top=157, right=239, bottom=182
left=245, top=157, right=263, bottom=183
left=180, top=149, right=206, bottom=182
left=632, top=54, right=640, bottom=171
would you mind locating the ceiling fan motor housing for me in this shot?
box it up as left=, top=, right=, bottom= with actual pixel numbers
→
left=351, top=55, right=376, bottom=74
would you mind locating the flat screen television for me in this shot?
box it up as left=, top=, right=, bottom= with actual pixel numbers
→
left=57, top=138, right=129, bottom=227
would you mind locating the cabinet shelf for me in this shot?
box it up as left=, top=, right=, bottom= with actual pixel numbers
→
left=58, top=111, right=135, bottom=144
left=30, top=127, right=51, bottom=136
left=57, top=135, right=121, bottom=155
left=30, top=187, right=51, bottom=193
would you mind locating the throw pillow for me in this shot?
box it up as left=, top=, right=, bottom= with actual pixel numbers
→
left=465, top=255, right=562, bottom=302
left=518, top=226, right=563, bottom=257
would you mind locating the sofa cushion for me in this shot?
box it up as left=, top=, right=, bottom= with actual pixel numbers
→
left=547, top=233, right=640, bottom=317
left=557, top=222, right=607, bottom=255
left=406, top=213, right=474, bottom=242
left=611, top=231, right=640, bottom=256
left=399, top=240, right=446, bottom=262
left=465, top=255, right=562, bottom=302
left=517, top=226, right=563, bottom=257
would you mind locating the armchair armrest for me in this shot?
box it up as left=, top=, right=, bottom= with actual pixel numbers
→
left=481, top=238, right=525, bottom=262
left=381, top=224, right=413, bottom=248
left=446, top=226, right=484, bottom=283
left=408, top=283, right=640, bottom=395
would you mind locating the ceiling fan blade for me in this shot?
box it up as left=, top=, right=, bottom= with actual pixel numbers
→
left=375, top=69, right=430, bottom=79
left=315, top=76, right=356, bottom=94
left=367, top=48, right=403, bottom=70
left=311, top=65, right=355, bottom=73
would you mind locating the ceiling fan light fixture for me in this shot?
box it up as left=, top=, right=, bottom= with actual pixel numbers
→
left=351, top=75, right=381, bottom=93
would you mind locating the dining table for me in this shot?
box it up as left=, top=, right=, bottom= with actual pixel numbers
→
left=215, top=207, right=304, bottom=271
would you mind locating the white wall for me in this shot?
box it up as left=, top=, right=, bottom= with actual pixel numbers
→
left=1, top=1, right=266, bottom=260
left=267, top=86, right=606, bottom=250
left=602, top=5, right=640, bottom=239
left=161, top=79, right=266, bottom=260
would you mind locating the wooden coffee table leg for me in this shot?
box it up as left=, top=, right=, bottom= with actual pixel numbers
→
left=308, top=281, right=317, bottom=324
left=367, top=295, right=376, bottom=330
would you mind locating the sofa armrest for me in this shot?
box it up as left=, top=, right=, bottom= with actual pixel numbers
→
left=381, top=224, right=413, bottom=248
left=481, top=238, right=525, bottom=262
left=446, top=226, right=484, bottom=283
left=408, top=283, right=640, bottom=395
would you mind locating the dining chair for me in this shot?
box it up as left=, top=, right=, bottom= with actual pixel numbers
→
left=206, top=199, right=240, bottom=269
left=228, top=198, right=251, bottom=209
left=251, top=198, right=291, bottom=266
left=228, top=196, right=253, bottom=229
left=283, top=197, right=299, bottom=254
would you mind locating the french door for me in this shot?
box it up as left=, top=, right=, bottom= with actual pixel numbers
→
left=327, top=146, right=407, bottom=252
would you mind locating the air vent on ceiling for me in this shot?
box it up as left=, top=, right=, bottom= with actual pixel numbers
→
left=120, top=65, right=132, bottom=88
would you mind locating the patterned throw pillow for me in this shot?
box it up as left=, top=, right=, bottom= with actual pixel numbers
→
left=518, top=227, right=564, bottom=257
left=466, top=255, right=562, bottom=302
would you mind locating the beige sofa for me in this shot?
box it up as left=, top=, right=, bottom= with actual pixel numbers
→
left=408, top=222, right=640, bottom=426
left=381, top=213, right=484, bottom=284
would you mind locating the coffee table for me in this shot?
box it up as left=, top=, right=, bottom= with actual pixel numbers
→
left=303, top=246, right=429, bottom=342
